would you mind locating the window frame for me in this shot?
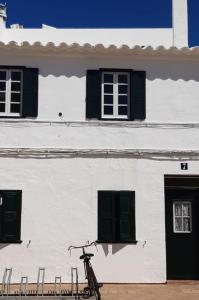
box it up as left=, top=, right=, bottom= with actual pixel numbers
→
left=0, top=190, right=22, bottom=244
left=0, top=69, right=23, bottom=117
left=97, top=190, right=137, bottom=244
left=101, top=71, right=130, bottom=120
left=173, top=201, right=192, bottom=234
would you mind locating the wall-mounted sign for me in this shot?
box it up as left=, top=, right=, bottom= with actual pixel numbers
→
left=181, top=163, right=188, bottom=170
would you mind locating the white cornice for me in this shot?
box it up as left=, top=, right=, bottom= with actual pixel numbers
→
left=0, top=41, right=199, bottom=59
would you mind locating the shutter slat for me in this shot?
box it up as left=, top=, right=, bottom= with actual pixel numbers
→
left=130, top=71, right=146, bottom=120
left=22, top=68, right=39, bottom=117
left=86, top=70, right=101, bottom=119
left=1, top=191, right=22, bottom=242
left=119, top=191, right=135, bottom=242
left=98, top=191, right=116, bottom=242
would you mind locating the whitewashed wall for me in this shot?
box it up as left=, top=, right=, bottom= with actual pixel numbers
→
left=0, top=157, right=198, bottom=283
left=1, top=28, right=173, bottom=48
left=0, top=0, right=192, bottom=284
left=0, top=53, right=199, bottom=125
left=0, top=51, right=198, bottom=283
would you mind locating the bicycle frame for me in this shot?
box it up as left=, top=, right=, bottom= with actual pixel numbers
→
left=68, top=242, right=103, bottom=300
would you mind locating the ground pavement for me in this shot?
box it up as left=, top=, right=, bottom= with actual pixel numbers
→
left=101, top=282, right=199, bottom=300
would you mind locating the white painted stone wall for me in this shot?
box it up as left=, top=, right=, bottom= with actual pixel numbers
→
left=1, top=28, right=173, bottom=48
left=0, top=158, right=198, bottom=283
left=0, top=50, right=198, bottom=283
left=172, top=0, right=188, bottom=47
left=0, top=0, right=193, bottom=283
left=0, top=53, right=198, bottom=125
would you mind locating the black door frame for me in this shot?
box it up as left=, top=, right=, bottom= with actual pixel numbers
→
left=164, top=175, right=199, bottom=280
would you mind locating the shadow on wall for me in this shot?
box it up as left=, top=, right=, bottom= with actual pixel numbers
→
left=0, top=244, right=11, bottom=250
left=147, top=60, right=199, bottom=82
left=101, top=243, right=128, bottom=256
left=10, top=53, right=199, bottom=82
left=36, top=56, right=199, bottom=82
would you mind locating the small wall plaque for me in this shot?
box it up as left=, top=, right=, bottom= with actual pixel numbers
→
left=181, top=163, right=188, bottom=170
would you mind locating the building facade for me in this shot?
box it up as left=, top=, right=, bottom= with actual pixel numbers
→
left=0, top=0, right=198, bottom=284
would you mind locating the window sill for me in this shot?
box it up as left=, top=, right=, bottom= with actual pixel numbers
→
left=0, top=116, right=24, bottom=119
left=0, top=240, right=22, bottom=244
left=96, top=240, right=138, bottom=244
left=100, top=118, right=132, bottom=121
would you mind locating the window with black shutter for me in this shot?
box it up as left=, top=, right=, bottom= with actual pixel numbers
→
left=98, top=191, right=136, bottom=243
left=0, top=190, right=22, bottom=243
left=86, top=69, right=146, bottom=121
left=0, top=66, right=38, bottom=118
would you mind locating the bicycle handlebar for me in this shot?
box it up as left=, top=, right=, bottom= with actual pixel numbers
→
left=68, top=241, right=97, bottom=252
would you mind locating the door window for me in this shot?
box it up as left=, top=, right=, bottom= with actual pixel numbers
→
left=173, top=202, right=192, bottom=233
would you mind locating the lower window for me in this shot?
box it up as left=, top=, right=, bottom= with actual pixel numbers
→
left=98, top=190, right=136, bottom=243
left=0, top=190, right=22, bottom=243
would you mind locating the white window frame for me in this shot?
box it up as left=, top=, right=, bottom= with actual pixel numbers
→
left=101, top=72, right=130, bottom=119
left=173, top=201, right=192, bottom=233
left=0, top=69, right=23, bottom=117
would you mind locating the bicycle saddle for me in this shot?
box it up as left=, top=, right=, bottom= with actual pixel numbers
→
left=80, top=253, right=94, bottom=259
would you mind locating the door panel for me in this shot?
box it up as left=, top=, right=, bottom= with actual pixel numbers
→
left=165, top=189, right=199, bottom=279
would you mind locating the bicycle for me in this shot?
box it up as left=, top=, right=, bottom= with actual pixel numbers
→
left=68, top=241, right=103, bottom=300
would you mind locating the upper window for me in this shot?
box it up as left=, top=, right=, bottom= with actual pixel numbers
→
left=0, top=70, right=22, bottom=116
left=102, top=72, right=130, bottom=119
left=98, top=191, right=136, bottom=243
left=0, top=67, right=39, bottom=118
left=86, top=69, right=146, bottom=121
left=0, top=190, right=22, bottom=243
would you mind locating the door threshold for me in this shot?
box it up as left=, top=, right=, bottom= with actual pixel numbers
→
left=167, top=280, right=199, bottom=284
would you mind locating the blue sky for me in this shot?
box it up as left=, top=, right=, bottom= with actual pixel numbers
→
left=4, top=0, right=199, bottom=47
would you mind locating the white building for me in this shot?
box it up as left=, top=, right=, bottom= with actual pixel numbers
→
left=0, top=0, right=198, bottom=284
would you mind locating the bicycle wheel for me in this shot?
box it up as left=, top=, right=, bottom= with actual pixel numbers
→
left=83, top=287, right=92, bottom=299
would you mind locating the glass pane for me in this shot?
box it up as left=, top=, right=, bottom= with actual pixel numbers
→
left=104, top=95, right=113, bottom=104
left=175, top=217, right=183, bottom=232
left=11, top=93, right=21, bottom=103
left=104, top=74, right=113, bottom=83
left=0, top=82, right=6, bottom=91
left=11, top=82, right=21, bottom=91
left=118, top=74, right=128, bottom=83
left=10, top=104, right=20, bottom=113
left=11, top=72, right=21, bottom=81
left=175, top=203, right=182, bottom=216
left=0, top=103, right=5, bottom=112
left=104, top=105, right=113, bottom=115
left=118, top=85, right=128, bottom=94
left=0, top=92, right=5, bottom=102
left=183, top=218, right=191, bottom=232
left=118, top=106, right=128, bottom=116
left=0, top=71, right=6, bottom=80
left=119, top=95, right=128, bottom=105
left=104, top=84, right=113, bottom=94
left=183, top=203, right=190, bottom=217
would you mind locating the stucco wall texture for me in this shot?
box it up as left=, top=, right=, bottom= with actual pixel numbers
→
left=0, top=54, right=198, bottom=125
left=0, top=0, right=193, bottom=284
left=1, top=158, right=198, bottom=283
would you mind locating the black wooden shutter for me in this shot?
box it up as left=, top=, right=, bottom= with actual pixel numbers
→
left=86, top=70, right=101, bottom=119
left=22, top=68, right=39, bottom=117
left=98, top=191, right=116, bottom=242
left=119, top=191, right=135, bottom=242
left=1, top=191, right=22, bottom=242
left=130, top=71, right=146, bottom=120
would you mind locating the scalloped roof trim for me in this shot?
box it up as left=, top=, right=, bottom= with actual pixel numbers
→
left=0, top=41, right=198, bottom=56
